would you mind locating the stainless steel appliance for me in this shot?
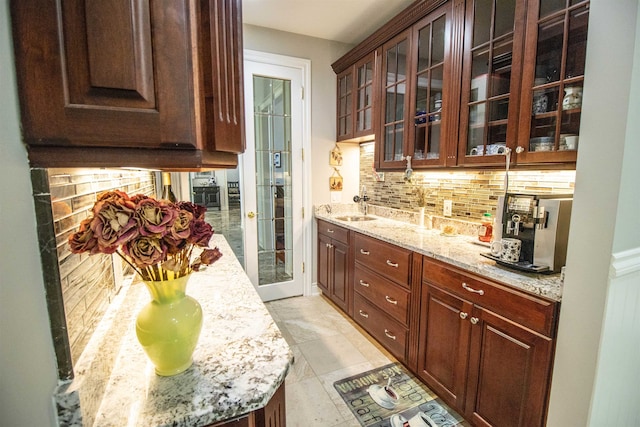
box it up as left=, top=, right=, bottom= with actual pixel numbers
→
left=483, top=193, right=573, bottom=273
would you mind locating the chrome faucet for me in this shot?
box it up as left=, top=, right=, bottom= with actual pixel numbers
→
left=353, top=185, right=369, bottom=215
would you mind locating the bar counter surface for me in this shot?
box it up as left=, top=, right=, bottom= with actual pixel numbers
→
left=55, top=234, right=293, bottom=426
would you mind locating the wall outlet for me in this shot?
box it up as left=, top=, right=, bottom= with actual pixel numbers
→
left=330, top=191, right=342, bottom=203
left=443, top=200, right=452, bottom=217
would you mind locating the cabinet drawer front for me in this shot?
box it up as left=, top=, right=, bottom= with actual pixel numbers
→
left=354, top=234, right=411, bottom=287
left=353, top=293, right=407, bottom=360
left=354, top=264, right=410, bottom=325
left=317, top=219, right=349, bottom=244
left=422, top=257, right=557, bottom=337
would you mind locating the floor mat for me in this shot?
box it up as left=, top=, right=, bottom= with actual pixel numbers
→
left=333, top=362, right=465, bottom=427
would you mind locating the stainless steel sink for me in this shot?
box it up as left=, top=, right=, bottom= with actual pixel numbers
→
left=335, top=215, right=377, bottom=222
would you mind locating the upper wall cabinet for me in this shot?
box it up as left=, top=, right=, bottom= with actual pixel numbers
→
left=515, top=0, right=589, bottom=164
left=337, top=50, right=379, bottom=143
left=457, top=0, right=526, bottom=167
left=10, top=0, right=245, bottom=170
left=333, top=0, right=590, bottom=170
left=377, top=1, right=459, bottom=170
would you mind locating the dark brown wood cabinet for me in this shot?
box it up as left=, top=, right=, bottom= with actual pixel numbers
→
left=317, top=220, right=351, bottom=314
left=333, top=0, right=590, bottom=170
left=336, top=50, right=379, bottom=143
left=10, top=0, right=245, bottom=169
left=418, top=257, right=558, bottom=427
left=352, top=233, right=413, bottom=362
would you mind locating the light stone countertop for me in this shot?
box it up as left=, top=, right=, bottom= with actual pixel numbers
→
left=55, top=234, right=293, bottom=426
left=315, top=205, right=563, bottom=302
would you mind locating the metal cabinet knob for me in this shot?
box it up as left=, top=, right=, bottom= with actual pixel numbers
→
left=459, top=312, right=468, bottom=320
left=470, top=317, right=479, bottom=325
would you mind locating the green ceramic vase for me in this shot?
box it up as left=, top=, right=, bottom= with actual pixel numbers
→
left=135, top=274, right=203, bottom=376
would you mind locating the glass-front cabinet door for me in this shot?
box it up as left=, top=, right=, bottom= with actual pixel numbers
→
left=516, top=0, right=589, bottom=163
left=336, top=68, right=353, bottom=141
left=458, top=0, right=526, bottom=166
left=336, top=51, right=377, bottom=142
left=354, top=51, right=377, bottom=139
left=377, top=30, right=412, bottom=169
left=410, top=6, right=451, bottom=167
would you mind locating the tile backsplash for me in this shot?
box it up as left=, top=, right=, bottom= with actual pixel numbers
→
left=46, top=169, right=155, bottom=366
left=359, top=142, right=575, bottom=223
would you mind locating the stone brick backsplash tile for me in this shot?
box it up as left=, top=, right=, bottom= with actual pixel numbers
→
left=46, top=168, right=156, bottom=366
left=360, top=142, right=575, bottom=226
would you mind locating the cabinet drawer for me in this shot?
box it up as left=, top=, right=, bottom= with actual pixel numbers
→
left=354, top=264, right=410, bottom=325
left=317, top=219, right=349, bottom=244
left=422, top=257, right=558, bottom=337
left=354, top=234, right=411, bottom=287
left=353, top=293, right=407, bottom=360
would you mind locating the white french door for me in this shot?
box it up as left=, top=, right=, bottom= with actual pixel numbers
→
left=241, top=52, right=307, bottom=301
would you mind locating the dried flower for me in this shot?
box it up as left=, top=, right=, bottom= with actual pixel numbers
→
left=414, top=185, right=431, bottom=207
left=68, top=191, right=222, bottom=281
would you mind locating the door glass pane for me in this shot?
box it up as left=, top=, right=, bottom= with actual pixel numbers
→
left=471, top=51, right=489, bottom=102
left=468, top=103, right=486, bottom=152
left=473, top=0, right=493, bottom=47
left=535, top=16, right=564, bottom=83
left=432, top=16, right=446, bottom=65
left=540, top=0, right=567, bottom=18
left=566, top=5, right=589, bottom=78
left=490, top=37, right=512, bottom=97
left=252, top=76, right=293, bottom=286
left=495, top=0, right=516, bottom=38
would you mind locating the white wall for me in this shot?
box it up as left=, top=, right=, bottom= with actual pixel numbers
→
left=0, top=2, right=58, bottom=426
left=547, top=1, right=640, bottom=425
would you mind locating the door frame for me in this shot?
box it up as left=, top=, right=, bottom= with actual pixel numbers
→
left=242, top=49, right=313, bottom=298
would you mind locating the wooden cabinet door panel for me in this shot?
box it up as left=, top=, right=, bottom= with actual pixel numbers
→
left=331, top=240, right=350, bottom=311
left=11, top=0, right=197, bottom=149
left=353, top=234, right=411, bottom=286
left=353, top=293, right=407, bottom=361
left=417, top=284, right=471, bottom=410
left=317, top=233, right=331, bottom=293
left=353, top=264, right=410, bottom=325
left=466, top=307, right=554, bottom=427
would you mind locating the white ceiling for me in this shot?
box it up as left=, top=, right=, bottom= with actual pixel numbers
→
left=242, top=0, right=416, bottom=45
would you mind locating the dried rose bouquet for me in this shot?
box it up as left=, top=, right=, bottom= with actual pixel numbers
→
left=68, top=190, right=222, bottom=281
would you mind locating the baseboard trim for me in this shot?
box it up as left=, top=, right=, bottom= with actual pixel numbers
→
left=610, top=247, right=640, bottom=279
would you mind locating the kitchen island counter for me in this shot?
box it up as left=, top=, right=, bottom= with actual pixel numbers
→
left=55, top=234, right=292, bottom=426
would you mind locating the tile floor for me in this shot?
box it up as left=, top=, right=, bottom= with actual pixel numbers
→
left=265, top=295, right=399, bottom=427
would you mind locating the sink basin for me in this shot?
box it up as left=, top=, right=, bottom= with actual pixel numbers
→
left=335, top=215, right=377, bottom=222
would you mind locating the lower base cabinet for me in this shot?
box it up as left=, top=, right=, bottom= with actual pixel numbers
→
left=418, top=257, right=557, bottom=427
left=317, top=220, right=351, bottom=313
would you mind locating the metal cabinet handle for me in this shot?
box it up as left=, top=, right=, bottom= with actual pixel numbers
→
left=470, top=317, right=479, bottom=325
left=384, top=329, right=397, bottom=340
left=385, top=296, right=398, bottom=305
left=327, top=229, right=334, bottom=233
left=462, top=282, right=484, bottom=295
left=358, top=310, right=369, bottom=318
left=459, top=312, right=468, bottom=320
left=386, top=260, right=399, bottom=268
left=359, top=280, right=370, bottom=287
left=360, top=249, right=370, bottom=255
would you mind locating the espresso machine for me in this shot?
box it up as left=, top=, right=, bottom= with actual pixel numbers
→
left=484, top=193, right=573, bottom=273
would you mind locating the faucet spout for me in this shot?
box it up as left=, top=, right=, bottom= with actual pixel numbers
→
left=353, top=186, right=370, bottom=215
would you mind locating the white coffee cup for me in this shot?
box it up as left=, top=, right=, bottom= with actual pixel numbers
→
left=564, top=135, right=578, bottom=150
left=490, top=238, right=521, bottom=262
left=375, top=384, right=399, bottom=406
left=407, top=412, right=436, bottom=427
